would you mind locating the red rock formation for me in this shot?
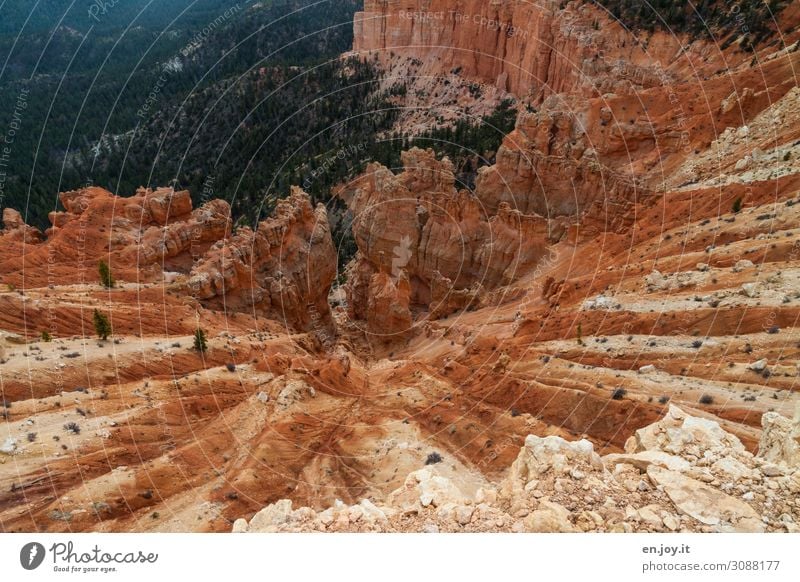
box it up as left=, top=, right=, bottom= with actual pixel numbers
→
left=186, top=187, right=337, bottom=334
left=1, top=208, right=43, bottom=244
left=336, top=148, right=548, bottom=337
left=0, top=186, right=336, bottom=339
left=353, top=0, right=717, bottom=99
left=0, top=186, right=231, bottom=288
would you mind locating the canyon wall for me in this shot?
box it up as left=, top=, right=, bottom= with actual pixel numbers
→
left=353, top=0, right=699, bottom=99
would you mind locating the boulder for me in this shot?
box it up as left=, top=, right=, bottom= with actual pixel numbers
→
left=387, top=466, right=469, bottom=512
left=758, top=405, right=800, bottom=468
left=247, top=499, right=294, bottom=532
left=647, top=466, right=764, bottom=532
left=625, top=405, right=745, bottom=458
left=523, top=501, right=577, bottom=533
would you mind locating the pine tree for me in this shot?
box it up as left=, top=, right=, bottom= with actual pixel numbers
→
left=99, top=260, right=115, bottom=288
left=193, top=328, right=208, bottom=353
left=93, top=310, right=112, bottom=341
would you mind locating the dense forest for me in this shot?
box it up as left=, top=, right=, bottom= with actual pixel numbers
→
left=0, top=0, right=365, bottom=227
left=588, top=0, right=789, bottom=49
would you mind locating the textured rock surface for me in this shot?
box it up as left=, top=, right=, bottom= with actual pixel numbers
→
left=236, top=407, right=800, bottom=533
left=354, top=0, right=693, bottom=99
left=187, top=187, right=337, bottom=333
left=758, top=404, right=800, bottom=469
left=1, top=208, right=43, bottom=244
left=1, top=186, right=231, bottom=288
left=337, top=148, right=548, bottom=338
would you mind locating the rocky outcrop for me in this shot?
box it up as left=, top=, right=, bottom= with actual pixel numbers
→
left=0, top=186, right=232, bottom=288
left=0, top=185, right=336, bottom=335
left=758, top=403, right=800, bottom=469
left=0, top=208, right=43, bottom=244
left=624, top=404, right=747, bottom=458
left=337, top=148, right=548, bottom=338
left=353, top=0, right=688, bottom=99
left=49, top=186, right=232, bottom=271
left=474, top=96, right=649, bottom=234
left=234, top=407, right=800, bottom=533
left=186, top=187, right=337, bottom=334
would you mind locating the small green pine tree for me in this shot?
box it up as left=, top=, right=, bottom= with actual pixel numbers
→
left=577, top=323, right=583, bottom=345
left=193, top=328, right=208, bottom=353
left=93, top=309, right=112, bottom=341
left=732, top=197, right=743, bottom=213
left=99, top=260, right=115, bottom=288
left=41, top=330, right=52, bottom=342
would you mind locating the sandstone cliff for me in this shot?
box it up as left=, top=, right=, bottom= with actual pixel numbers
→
left=186, top=187, right=337, bottom=334
left=354, top=0, right=698, bottom=99
left=336, top=147, right=548, bottom=339
left=0, top=185, right=335, bottom=335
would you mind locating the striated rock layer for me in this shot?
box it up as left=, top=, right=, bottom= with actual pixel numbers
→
left=354, top=0, right=700, bottom=99
left=0, top=185, right=335, bottom=334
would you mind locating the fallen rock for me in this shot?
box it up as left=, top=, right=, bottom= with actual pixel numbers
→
left=625, top=405, right=745, bottom=458
left=523, top=500, right=577, bottom=533
left=1, top=437, right=18, bottom=455
left=248, top=499, right=294, bottom=532
left=647, top=466, right=765, bottom=532
left=503, top=434, right=603, bottom=498
left=758, top=404, right=800, bottom=468
left=604, top=450, right=691, bottom=473
left=387, top=466, right=469, bottom=512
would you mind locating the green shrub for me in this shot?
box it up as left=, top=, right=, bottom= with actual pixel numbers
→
left=99, top=260, right=115, bottom=288
left=93, top=310, right=112, bottom=341
left=193, top=328, right=208, bottom=353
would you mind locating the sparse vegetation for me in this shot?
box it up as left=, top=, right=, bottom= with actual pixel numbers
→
left=699, top=394, right=715, bottom=405
left=576, top=323, right=583, bottom=345
left=611, top=388, right=627, bottom=400
left=658, top=395, right=670, bottom=405
left=64, top=422, right=81, bottom=434
left=732, top=197, right=743, bottom=213
left=98, top=260, right=114, bottom=289
left=425, top=452, right=443, bottom=465
left=590, top=0, right=789, bottom=51
left=93, top=309, right=112, bottom=341
left=226, top=363, right=236, bottom=372
left=40, top=330, right=52, bottom=342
